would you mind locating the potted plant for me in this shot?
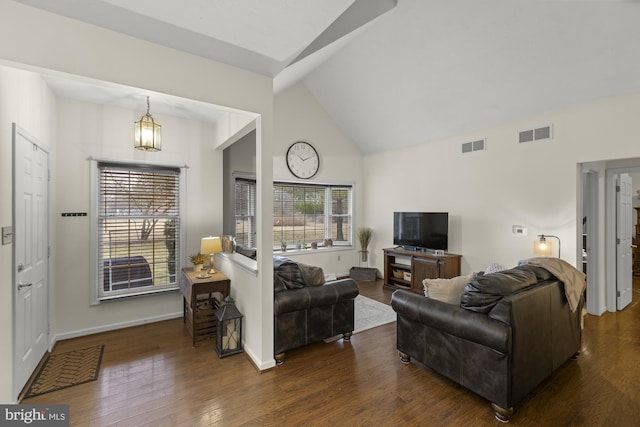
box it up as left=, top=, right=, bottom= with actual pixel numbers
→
left=189, top=252, right=207, bottom=272
left=357, top=227, right=374, bottom=263
left=350, top=227, right=376, bottom=281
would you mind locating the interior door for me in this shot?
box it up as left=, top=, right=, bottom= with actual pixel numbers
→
left=13, top=124, right=49, bottom=399
left=616, top=173, right=633, bottom=310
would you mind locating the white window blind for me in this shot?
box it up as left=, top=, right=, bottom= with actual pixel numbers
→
left=273, top=182, right=352, bottom=249
left=97, top=162, right=181, bottom=300
left=235, top=177, right=257, bottom=247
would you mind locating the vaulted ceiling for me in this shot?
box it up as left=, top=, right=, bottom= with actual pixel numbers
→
left=15, top=0, right=640, bottom=153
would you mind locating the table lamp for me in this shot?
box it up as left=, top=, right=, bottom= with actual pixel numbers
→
left=201, top=236, right=222, bottom=274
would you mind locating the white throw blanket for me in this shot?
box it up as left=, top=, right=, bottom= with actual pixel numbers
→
left=525, top=257, right=586, bottom=312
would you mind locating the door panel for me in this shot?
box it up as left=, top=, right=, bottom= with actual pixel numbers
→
left=616, top=174, right=633, bottom=310
left=13, top=124, right=49, bottom=399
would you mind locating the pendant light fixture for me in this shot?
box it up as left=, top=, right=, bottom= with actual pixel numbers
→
left=134, top=96, right=161, bottom=151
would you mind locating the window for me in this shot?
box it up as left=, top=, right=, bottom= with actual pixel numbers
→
left=235, top=177, right=257, bottom=247
left=234, top=177, right=353, bottom=250
left=94, top=162, right=182, bottom=300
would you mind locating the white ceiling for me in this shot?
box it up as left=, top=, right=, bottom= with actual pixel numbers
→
left=14, top=0, right=640, bottom=153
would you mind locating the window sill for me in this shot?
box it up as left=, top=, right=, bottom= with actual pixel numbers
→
left=218, top=252, right=258, bottom=276
left=275, top=246, right=353, bottom=256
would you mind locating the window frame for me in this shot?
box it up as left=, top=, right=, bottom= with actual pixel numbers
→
left=90, top=159, right=186, bottom=304
left=233, top=176, right=354, bottom=252
left=234, top=175, right=257, bottom=248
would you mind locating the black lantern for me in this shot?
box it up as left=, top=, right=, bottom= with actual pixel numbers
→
left=215, top=296, right=243, bottom=358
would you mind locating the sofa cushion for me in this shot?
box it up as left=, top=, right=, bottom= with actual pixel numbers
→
left=485, top=262, right=507, bottom=274
left=274, top=278, right=359, bottom=315
left=423, top=274, right=473, bottom=305
left=461, top=265, right=540, bottom=313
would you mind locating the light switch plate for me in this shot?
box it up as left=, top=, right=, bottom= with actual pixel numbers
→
left=2, top=226, right=13, bottom=245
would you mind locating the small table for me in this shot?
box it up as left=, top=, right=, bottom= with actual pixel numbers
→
left=180, top=267, right=231, bottom=347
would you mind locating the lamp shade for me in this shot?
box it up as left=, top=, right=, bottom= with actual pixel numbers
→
left=534, top=234, right=561, bottom=258
left=201, top=236, right=222, bottom=255
left=134, top=96, right=161, bottom=151
left=534, top=238, right=553, bottom=257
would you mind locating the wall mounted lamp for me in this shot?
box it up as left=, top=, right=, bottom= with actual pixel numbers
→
left=134, top=96, right=162, bottom=151
left=536, top=234, right=561, bottom=258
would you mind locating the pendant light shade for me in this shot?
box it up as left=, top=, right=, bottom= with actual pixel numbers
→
left=134, top=96, right=161, bottom=151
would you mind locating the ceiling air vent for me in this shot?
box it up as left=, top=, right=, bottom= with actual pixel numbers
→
left=519, top=125, right=553, bottom=143
left=461, top=138, right=486, bottom=154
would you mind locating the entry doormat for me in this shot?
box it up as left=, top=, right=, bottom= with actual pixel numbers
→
left=24, top=344, right=105, bottom=398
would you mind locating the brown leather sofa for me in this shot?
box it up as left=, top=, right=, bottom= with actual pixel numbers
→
left=273, top=257, right=359, bottom=365
left=391, top=263, right=585, bottom=422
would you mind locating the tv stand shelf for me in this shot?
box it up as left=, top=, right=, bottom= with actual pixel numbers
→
left=383, top=247, right=462, bottom=294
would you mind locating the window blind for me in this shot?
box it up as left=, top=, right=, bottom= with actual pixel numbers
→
left=235, top=178, right=257, bottom=247
left=97, top=162, right=181, bottom=300
left=273, top=182, right=352, bottom=248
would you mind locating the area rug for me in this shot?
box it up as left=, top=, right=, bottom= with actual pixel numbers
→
left=325, top=295, right=396, bottom=342
left=24, top=344, right=105, bottom=398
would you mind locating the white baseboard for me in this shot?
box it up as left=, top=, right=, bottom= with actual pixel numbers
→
left=243, top=345, right=276, bottom=371
left=47, top=312, right=279, bottom=371
left=49, top=311, right=182, bottom=349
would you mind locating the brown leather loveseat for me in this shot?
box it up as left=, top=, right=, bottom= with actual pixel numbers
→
left=391, top=259, right=585, bottom=422
left=273, top=256, right=359, bottom=365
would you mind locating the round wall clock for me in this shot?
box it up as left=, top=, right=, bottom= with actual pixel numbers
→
left=286, top=141, right=319, bottom=179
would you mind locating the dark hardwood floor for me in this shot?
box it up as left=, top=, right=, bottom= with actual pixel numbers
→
left=22, top=278, right=640, bottom=426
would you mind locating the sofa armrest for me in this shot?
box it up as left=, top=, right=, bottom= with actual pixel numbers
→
left=391, top=289, right=510, bottom=353
left=274, top=278, right=359, bottom=315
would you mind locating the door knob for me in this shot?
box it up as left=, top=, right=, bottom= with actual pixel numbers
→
left=17, top=264, right=24, bottom=272
left=18, top=282, right=33, bottom=290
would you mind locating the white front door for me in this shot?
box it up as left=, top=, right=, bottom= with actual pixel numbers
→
left=616, top=173, right=633, bottom=310
left=13, top=124, right=49, bottom=399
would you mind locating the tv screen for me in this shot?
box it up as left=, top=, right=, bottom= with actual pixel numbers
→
left=393, top=212, right=448, bottom=251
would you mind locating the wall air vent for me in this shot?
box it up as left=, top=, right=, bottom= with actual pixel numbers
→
left=461, top=138, right=486, bottom=154
left=519, top=125, right=553, bottom=143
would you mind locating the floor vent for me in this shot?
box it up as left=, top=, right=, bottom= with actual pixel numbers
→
left=461, top=138, right=486, bottom=154
left=519, top=125, right=553, bottom=143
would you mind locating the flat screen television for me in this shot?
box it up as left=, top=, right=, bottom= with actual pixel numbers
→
left=393, top=212, right=448, bottom=251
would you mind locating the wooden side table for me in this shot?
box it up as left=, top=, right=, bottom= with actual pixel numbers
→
left=180, top=267, right=230, bottom=347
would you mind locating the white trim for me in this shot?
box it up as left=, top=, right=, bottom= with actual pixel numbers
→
left=218, top=252, right=258, bottom=276
left=275, top=245, right=353, bottom=256
left=86, top=155, right=188, bottom=170
left=273, top=177, right=356, bottom=187
left=50, top=312, right=182, bottom=345
left=90, top=160, right=186, bottom=304
left=605, top=168, right=617, bottom=312
left=90, top=159, right=99, bottom=305
left=243, top=343, right=276, bottom=371
left=581, top=168, right=605, bottom=315
left=605, top=165, right=640, bottom=312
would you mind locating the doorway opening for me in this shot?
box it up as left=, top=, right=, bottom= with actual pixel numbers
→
left=580, top=159, right=640, bottom=315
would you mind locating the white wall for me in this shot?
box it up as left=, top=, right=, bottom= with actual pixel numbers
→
left=0, top=66, right=56, bottom=403
left=52, top=98, right=222, bottom=335
left=273, top=83, right=365, bottom=277
left=0, top=0, right=274, bottom=402
left=364, top=91, right=640, bottom=294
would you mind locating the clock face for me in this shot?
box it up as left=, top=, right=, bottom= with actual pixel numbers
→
left=286, top=141, right=319, bottom=179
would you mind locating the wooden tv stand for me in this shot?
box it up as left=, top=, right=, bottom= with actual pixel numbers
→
left=383, top=247, right=462, bottom=294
